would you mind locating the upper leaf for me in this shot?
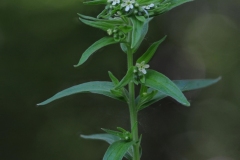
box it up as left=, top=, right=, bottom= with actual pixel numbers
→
left=131, top=16, right=145, bottom=49
left=138, top=77, right=221, bottom=110
left=136, top=36, right=167, bottom=64
left=145, top=70, right=190, bottom=106
left=74, top=37, right=118, bottom=67
left=150, top=0, right=193, bottom=16
left=78, top=14, right=125, bottom=31
left=115, top=67, right=134, bottom=89
left=103, top=140, right=135, bottom=160
left=37, top=81, right=124, bottom=106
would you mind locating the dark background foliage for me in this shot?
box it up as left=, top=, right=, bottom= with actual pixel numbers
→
left=1, top=0, right=240, bottom=159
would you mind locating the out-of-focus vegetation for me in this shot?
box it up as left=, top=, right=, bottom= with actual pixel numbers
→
left=1, top=0, right=240, bottom=159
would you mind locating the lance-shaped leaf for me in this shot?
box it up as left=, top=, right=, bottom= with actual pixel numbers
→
left=136, top=36, right=167, bottom=64
left=108, top=71, right=120, bottom=86
left=138, top=77, right=221, bottom=110
left=78, top=14, right=125, bottom=31
left=103, top=140, right=135, bottom=160
left=145, top=70, right=190, bottom=106
left=74, top=37, right=118, bottom=67
left=83, top=0, right=107, bottom=5
left=81, top=133, right=133, bottom=160
left=131, top=16, right=148, bottom=49
left=166, top=0, right=193, bottom=11
left=132, top=17, right=152, bottom=53
left=81, top=133, right=121, bottom=144
left=150, top=0, right=193, bottom=16
left=37, top=81, right=124, bottom=106
left=115, top=67, right=134, bottom=89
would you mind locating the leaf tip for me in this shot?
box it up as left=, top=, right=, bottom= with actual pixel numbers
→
left=185, top=101, right=191, bottom=107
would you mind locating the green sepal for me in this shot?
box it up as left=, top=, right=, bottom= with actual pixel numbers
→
left=136, top=36, right=167, bottom=64
left=103, top=140, right=135, bottom=160
left=145, top=70, right=190, bottom=106
left=74, top=37, right=118, bottom=67
left=115, top=67, right=134, bottom=89
left=118, top=25, right=133, bottom=34
left=138, top=77, right=221, bottom=110
left=83, top=0, right=107, bottom=5
left=37, top=81, right=125, bottom=106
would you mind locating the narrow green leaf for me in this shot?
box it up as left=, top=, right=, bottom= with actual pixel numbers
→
left=81, top=133, right=121, bottom=144
left=132, top=18, right=152, bottom=53
left=108, top=71, right=119, bottom=86
left=167, top=0, right=193, bottom=11
left=136, top=36, right=167, bottom=64
left=130, top=16, right=145, bottom=49
left=150, top=0, right=193, bottom=16
left=78, top=14, right=124, bottom=24
left=74, top=37, right=118, bottom=67
left=145, top=70, right=190, bottom=106
left=115, top=67, right=134, bottom=89
left=79, top=17, right=114, bottom=31
left=103, top=140, right=135, bottom=160
left=173, top=77, right=221, bottom=91
left=83, top=0, right=107, bottom=5
left=102, top=128, right=123, bottom=138
left=138, top=77, right=221, bottom=110
left=37, top=81, right=123, bottom=106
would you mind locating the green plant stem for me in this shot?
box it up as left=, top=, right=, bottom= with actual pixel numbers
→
left=127, top=50, right=140, bottom=160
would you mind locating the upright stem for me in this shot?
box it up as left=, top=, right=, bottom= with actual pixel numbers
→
left=127, top=49, right=140, bottom=160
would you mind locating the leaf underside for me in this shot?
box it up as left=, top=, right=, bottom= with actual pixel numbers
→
left=37, top=81, right=123, bottom=106
left=138, top=77, right=221, bottom=110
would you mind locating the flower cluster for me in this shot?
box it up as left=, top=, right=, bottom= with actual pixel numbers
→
left=103, top=0, right=157, bottom=18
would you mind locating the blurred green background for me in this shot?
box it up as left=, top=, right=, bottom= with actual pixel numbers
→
left=1, top=0, right=240, bottom=159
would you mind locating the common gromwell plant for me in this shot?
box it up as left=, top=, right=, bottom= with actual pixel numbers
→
left=38, top=0, right=220, bottom=159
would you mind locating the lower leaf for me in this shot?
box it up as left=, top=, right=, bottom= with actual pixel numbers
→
left=103, top=140, right=135, bottom=160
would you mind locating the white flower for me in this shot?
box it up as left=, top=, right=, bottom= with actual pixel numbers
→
left=108, top=0, right=120, bottom=5
left=136, top=61, right=150, bottom=74
left=142, top=3, right=154, bottom=10
left=121, top=0, right=135, bottom=12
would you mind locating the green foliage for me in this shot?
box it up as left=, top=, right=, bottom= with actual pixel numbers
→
left=136, top=36, right=167, bottom=64
left=78, top=14, right=126, bottom=31
left=81, top=133, right=121, bottom=144
left=108, top=71, right=120, bottom=86
left=83, top=0, right=107, bottom=5
left=138, top=77, right=221, bottom=110
left=145, top=70, right=190, bottom=106
left=103, top=140, right=135, bottom=160
left=37, top=81, right=125, bottom=106
left=130, top=16, right=149, bottom=50
left=38, top=0, right=222, bottom=159
left=115, top=67, right=134, bottom=89
left=74, top=37, right=118, bottom=67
